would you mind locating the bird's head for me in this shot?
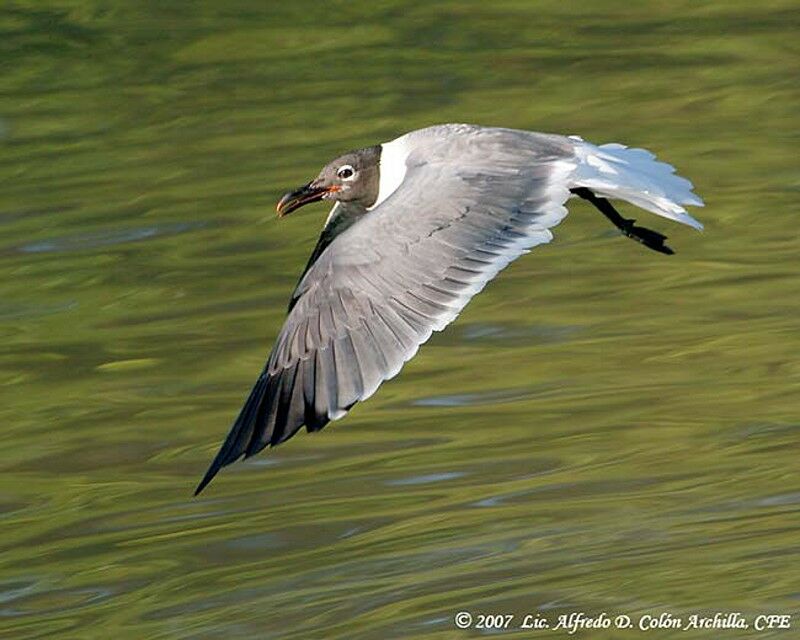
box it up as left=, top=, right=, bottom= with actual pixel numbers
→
left=276, top=146, right=382, bottom=217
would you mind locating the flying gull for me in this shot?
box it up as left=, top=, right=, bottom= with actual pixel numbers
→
left=195, top=123, right=703, bottom=494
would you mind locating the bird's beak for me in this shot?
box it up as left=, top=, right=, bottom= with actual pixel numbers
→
left=276, top=182, right=337, bottom=217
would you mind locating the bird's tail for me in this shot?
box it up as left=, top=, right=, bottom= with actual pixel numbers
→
left=570, top=138, right=704, bottom=229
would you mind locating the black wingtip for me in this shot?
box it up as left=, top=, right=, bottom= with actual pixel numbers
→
left=194, top=435, right=238, bottom=496
left=193, top=375, right=270, bottom=496
left=193, top=464, right=219, bottom=496
left=193, top=432, right=240, bottom=497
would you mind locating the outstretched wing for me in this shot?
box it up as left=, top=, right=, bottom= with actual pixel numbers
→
left=195, top=127, right=576, bottom=493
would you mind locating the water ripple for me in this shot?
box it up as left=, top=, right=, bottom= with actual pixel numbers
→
left=15, top=221, right=205, bottom=254
left=385, top=471, right=466, bottom=486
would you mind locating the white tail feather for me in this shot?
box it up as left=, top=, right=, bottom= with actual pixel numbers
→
left=571, top=140, right=704, bottom=230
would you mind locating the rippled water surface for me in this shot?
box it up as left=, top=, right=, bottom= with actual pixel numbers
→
left=1, top=2, right=799, bottom=638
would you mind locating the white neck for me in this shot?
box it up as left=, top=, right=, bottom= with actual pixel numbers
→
left=368, top=135, right=410, bottom=210
left=323, top=201, right=341, bottom=228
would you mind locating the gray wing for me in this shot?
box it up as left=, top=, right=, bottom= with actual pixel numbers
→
left=195, top=127, right=576, bottom=493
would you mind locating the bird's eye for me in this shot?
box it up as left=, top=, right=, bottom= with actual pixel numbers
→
left=337, top=165, right=356, bottom=180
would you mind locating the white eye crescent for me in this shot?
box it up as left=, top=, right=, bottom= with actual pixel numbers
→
left=337, top=165, right=356, bottom=181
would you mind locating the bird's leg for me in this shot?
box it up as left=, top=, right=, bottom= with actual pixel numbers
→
left=570, top=187, right=674, bottom=255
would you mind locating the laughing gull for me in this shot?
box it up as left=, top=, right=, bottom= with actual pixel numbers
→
left=195, top=123, right=703, bottom=494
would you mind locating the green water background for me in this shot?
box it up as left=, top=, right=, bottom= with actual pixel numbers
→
left=1, top=1, right=799, bottom=638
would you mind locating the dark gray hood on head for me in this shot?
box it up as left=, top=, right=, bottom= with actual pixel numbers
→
left=287, top=145, right=384, bottom=309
